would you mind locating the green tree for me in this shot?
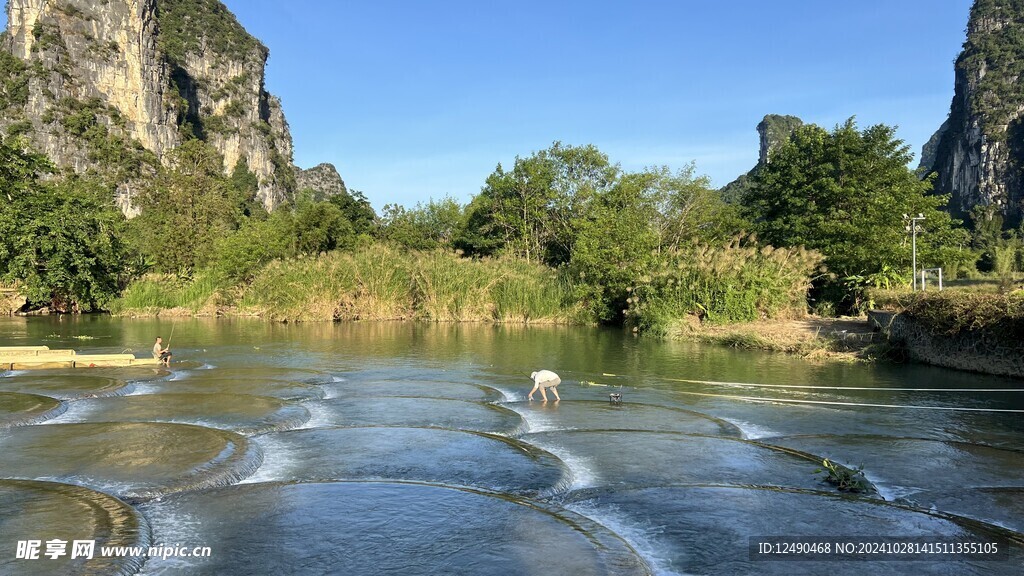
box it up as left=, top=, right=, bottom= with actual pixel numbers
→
left=458, top=142, right=617, bottom=264
left=0, top=139, right=131, bottom=310
left=744, top=119, right=967, bottom=284
left=293, top=200, right=354, bottom=254
left=380, top=198, right=463, bottom=250
left=132, top=140, right=239, bottom=273
left=229, top=159, right=264, bottom=220
left=647, top=163, right=746, bottom=250
left=210, top=209, right=294, bottom=282
left=570, top=172, right=661, bottom=322
left=328, top=189, right=377, bottom=235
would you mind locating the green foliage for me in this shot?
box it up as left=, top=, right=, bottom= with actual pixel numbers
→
left=5, top=120, right=33, bottom=137
left=719, top=171, right=753, bottom=205
left=958, top=0, right=1024, bottom=140
left=883, top=290, right=1024, bottom=338
left=647, top=164, right=748, bottom=248
left=970, top=205, right=1024, bottom=277
left=203, top=114, right=232, bottom=135
left=209, top=210, right=293, bottom=282
left=744, top=119, right=968, bottom=282
left=110, top=271, right=224, bottom=313
left=131, top=140, right=241, bottom=273
left=0, top=138, right=132, bottom=311
left=269, top=146, right=296, bottom=194
left=570, top=172, right=660, bottom=322
left=459, top=142, right=618, bottom=264
left=0, top=51, right=30, bottom=111
left=757, top=114, right=804, bottom=160
left=229, top=160, right=264, bottom=219
left=380, top=198, right=462, bottom=250
left=626, top=240, right=822, bottom=334
left=210, top=73, right=252, bottom=101
left=236, top=244, right=580, bottom=323
left=157, top=0, right=268, bottom=67
left=293, top=201, right=354, bottom=254
left=328, top=189, right=377, bottom=235
left=223, top=99, right=246, bottom=118
left=46, top=97, right=158, bottom=183
left=566, top=165, right=746, bottom=322
left=31, top=22, right=64, bottom=54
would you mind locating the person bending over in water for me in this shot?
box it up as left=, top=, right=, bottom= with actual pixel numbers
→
left=528, top=370, right=561, bottom=402
left=153, top=336, right=172, bottom=366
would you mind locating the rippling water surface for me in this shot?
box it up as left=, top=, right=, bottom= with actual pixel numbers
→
left=1, top=316, right=1023, bottom=575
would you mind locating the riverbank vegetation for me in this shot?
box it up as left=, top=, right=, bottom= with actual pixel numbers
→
left=0, top=117, right=1013, bottom=341
left=114, top=246, right=580, bottom=323
left=871, top=289, right=1024, bottom=337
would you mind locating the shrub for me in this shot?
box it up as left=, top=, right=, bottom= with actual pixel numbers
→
left=627, top=238, right=822, bottom=335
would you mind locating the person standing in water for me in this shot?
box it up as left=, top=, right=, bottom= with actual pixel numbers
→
left=153, top=336, right=172, bottom=366
left=528, top=370, right=561, bottom=402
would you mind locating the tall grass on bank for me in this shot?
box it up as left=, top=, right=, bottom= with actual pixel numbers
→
left=627, top=240, right=823, bottom=336
left=109, top=272, right=225, bottom=315
left=235, top=245, right=582, bottom=323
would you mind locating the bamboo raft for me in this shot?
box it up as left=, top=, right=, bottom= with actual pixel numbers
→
left=0, top=346, right=162, bottom=370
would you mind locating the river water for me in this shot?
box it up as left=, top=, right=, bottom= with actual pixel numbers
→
left=1, top=316, right=1022, bottom=575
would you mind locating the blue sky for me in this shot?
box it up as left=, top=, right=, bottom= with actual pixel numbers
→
left=3, top=1, right=975, bottom=209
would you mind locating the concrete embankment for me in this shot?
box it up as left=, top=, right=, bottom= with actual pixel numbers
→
left=869, top=310, right=1024, bottom=378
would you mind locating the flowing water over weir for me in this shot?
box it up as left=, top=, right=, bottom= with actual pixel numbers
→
left=1, top=317, right=1023, bottom=575
left=0, top=392, right=66, bottom=428
left=0, top=375, right=133, bottom=399
left=0, top=479, right=150, bottom=576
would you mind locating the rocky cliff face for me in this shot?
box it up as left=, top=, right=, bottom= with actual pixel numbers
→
left=757, top=114, right=803, bottom=165
left=296, top=162, right=348, bottom=201
left=720, top=114, right=803, bottom=203
left=922, top=0, right=1024, bottom=226
left=0, top=0, right=294, bottom=213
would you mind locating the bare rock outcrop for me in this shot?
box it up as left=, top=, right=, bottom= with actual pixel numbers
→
left=0, top=0, right=295, bottom=213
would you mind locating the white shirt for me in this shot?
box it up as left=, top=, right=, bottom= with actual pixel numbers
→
left=532, top=370, right=559, bottom=384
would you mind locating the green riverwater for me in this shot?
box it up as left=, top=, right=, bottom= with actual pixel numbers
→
left=1, top=316, right=1022, bottom=575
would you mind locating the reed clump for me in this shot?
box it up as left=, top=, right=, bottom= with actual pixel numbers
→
left=109, top=272, right=226, bottom=315
left=626, top=239, right=823, bottom=336
left=235, top=245, right=582, bottom=323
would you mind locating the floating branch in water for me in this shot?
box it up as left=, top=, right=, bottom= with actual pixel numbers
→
left=813, top=458, right=869, bottom=493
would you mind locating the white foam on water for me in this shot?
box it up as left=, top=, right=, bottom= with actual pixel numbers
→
left=239, top=435, right=295, bottom=484
left=719, top=418, right=780, bottom=440
left=488, top=385, right=519, bottom=403
left=134, top=508, right=209, bottom=575
left=44, top=401, right=97, bottom=424
left=1, top=370, right=27, bottom=378
left=127, top=382, right=160, bottom=395
left=500, top=402, right=562, bottom=433
left=867, top=478, right=921, bottom=503
left=331, top=375, right=345, bottom=383
left=565, top=500, right=689, bottom=576
left=293, top=402, right=334, bottom=430
left=525, top=438, right=599, bottom=491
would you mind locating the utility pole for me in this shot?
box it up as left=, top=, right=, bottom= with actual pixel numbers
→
left=904, top=213, right=925, bottom=291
